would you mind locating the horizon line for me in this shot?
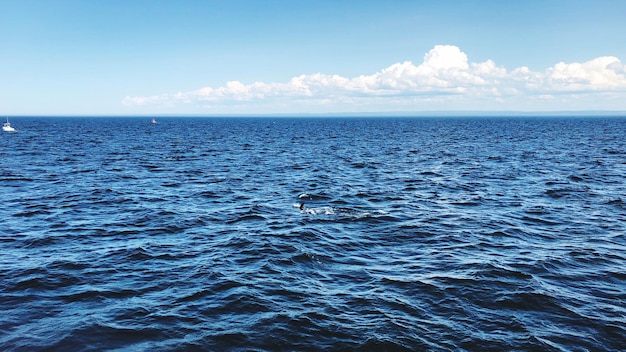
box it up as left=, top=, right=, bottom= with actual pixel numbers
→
left=4, top=110, right=626, bottom=118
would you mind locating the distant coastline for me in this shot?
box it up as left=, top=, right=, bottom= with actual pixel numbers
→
left=3, top=111, right=626, bottom=118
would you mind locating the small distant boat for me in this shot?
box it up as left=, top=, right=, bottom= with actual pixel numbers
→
left=3, top=117, right=15, bottom=132
left=151, top=118, right=157, bottom=124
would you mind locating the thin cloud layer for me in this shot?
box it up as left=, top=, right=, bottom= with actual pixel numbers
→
left=123, top=45, right=626, bottom=112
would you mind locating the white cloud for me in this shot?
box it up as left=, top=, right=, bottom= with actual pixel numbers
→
left=547, top=56, right=626, bottom=91
left=122, top=45, right=626, bottom=112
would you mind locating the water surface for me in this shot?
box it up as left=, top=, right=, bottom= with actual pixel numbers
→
left=1, top=117, right=624, bottom=351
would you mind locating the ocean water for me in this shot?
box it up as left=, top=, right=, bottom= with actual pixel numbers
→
left=1, top=116, right=624, bottom=351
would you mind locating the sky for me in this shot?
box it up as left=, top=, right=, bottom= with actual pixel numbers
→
left=1, top=0, right=626, bottom=115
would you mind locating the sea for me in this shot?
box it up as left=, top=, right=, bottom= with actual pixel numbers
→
left=1, top=116, right=624, bottom=351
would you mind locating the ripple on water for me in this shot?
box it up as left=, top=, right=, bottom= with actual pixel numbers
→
left=0, top=117, right=625, bottom=351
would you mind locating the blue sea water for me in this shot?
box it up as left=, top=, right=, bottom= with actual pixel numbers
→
left=1, top=116, right=624, bottom=351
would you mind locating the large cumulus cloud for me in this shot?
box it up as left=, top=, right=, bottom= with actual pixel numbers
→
left=123, top=45, right=626, bottom=112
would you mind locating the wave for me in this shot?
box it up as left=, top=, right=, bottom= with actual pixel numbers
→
left=1, top=117, right=624, bottom=351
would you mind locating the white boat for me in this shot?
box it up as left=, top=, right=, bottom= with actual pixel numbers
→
left=151, top=118, right=157, bottom=124
left=2, top=117, right=15, bottom=132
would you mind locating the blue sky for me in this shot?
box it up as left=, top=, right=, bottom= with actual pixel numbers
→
left=1, top=0, right=626, bottom=115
